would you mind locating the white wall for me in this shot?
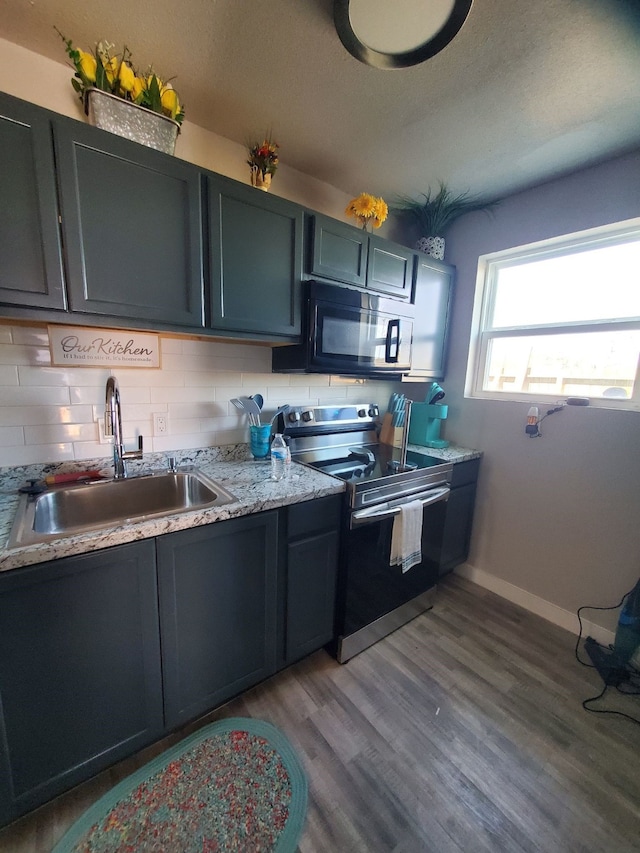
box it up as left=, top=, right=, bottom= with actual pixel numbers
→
left=444, top=149, right=640, bottom=633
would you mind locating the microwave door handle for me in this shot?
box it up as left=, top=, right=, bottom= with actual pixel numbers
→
left=351, top=486, right=450, bottom=526
left=385, top=319, right=400, bottom=363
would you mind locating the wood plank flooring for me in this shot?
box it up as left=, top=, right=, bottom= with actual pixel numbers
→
left=2, top=574, right=639, bottom=852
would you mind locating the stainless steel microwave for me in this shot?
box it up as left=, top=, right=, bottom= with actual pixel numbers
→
left=272, top=281, right=413, bottom=378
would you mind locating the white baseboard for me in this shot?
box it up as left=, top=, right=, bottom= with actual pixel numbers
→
left=455, top=563, right=616, bottom=648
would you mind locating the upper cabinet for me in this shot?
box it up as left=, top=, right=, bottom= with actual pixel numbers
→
left=54, top=118, right=204, bottom=329
left=0, top=94, right=446, bottom=346
left=405, top=255, right=455, bottom=380
left=309, top=214, right=413, bottom=298
left=207, top=176, right=303, bottom=338
left=366, top=234, right=414, bottom=298
left=0, top=93, right=65, bottom=310
left=309, top=214, right=368, bottom=287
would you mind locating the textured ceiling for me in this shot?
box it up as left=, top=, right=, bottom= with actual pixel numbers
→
left=2, top=0, right=640, bottom=203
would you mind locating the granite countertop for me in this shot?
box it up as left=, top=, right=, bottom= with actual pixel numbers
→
left=0, top=441, right=481, bottom=574
left=0, top=447, right=346, bottom=573
left=407, top=442, right=483, bottom=463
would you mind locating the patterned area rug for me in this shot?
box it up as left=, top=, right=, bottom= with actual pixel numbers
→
left=52, top=718, right=308, bottom=853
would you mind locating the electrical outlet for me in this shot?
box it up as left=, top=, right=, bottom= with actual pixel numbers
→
left=153, top=413, right=168, bottom=436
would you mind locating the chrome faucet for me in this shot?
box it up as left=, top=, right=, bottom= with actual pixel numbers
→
left=105, top=376, right=143, bottom=479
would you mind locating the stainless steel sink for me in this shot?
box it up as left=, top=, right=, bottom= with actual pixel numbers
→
left=8, top=469, right=237, bottom=547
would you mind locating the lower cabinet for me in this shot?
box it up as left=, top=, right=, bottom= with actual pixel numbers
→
left=156, top=512, right=279, bottom=729
left=283, top=495, right=341, bottom=665
left=0, top=501, right=340, bottom=827
left=438, top=459, right=480, bottom=576
left=0, top=541, right=163, bottom=826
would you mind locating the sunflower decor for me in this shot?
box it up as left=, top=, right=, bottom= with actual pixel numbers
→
left=345, top=193, right=388, bottom=230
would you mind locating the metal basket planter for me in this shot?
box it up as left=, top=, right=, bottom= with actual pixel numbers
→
left=84, top=88, right=180, bottom=155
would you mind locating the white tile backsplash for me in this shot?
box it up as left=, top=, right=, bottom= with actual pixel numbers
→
left=0, top=322, right=404, bottom=467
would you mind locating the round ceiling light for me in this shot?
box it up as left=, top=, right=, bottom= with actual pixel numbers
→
left=334, top=0, right=473, bottom=69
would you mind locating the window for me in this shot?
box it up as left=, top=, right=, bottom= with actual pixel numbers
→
left=467, top=219, right=640, bottom=409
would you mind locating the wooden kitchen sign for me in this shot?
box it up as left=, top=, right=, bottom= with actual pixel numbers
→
left=48, top=326, right=161, bottom=368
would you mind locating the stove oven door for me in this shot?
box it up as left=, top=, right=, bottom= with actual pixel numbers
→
left=334, top=486, right=449, bottom=663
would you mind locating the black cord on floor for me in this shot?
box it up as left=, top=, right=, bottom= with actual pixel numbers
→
left=574, top=592, right=628, bottom=667
left=575, top=585, right=640, bottom=725
left=582, top=682, right=640, bottom=724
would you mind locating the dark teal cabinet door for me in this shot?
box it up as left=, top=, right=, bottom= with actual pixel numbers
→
left=367, top=235, right=414, bottom=298
left=310, top=215, right=413, bottom=297
left=54, top=119, right=204, bottom=328
left=286, top=529, right=339, bottom=663
left=439, top=460, right=480, bottom=576
left=283, top=495, right=341, bottom=664
left=0, top=93, right=65, bottom=310
left=407, top=256, right=454, bottom=380
left=209, top=177, right=303, bottom=337
left=0, top=541, right=163, bottom=827
left=310, top=213, right=368, bottom=287
left=157, top=511, right=279, bottom=729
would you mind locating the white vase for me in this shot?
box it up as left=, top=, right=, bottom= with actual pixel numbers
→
left=84, top=89, right=180, bottom=155
left=416, top=235, right=445, bottom=260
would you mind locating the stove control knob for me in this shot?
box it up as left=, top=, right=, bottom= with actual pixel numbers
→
left=368, top=405, right=379, bottom=417
left=358, top=408, right=367, bottom=417
left=301, top=409, right=314, bottom=422
left=287, top=411, right=301, bottom=423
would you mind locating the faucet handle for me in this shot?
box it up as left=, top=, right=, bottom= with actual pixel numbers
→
left=122, top=435, right=144, bottom=461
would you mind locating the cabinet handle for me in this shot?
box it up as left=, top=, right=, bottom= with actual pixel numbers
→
left=385, top=319, right=400, bottom=363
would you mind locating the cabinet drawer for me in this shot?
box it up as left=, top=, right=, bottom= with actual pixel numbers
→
left=288, top=494, right=343, bottom=538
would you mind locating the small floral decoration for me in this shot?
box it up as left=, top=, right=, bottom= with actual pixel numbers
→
left=345, top=193, right=388, bottom=230
left=56, top=28, right=185, bottom=125
left=247, top=135, right=280, bottom=178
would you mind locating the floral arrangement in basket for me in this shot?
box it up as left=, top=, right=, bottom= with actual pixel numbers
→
left=345, top=193, right=388, bottom=230
left=56, top=28, right=185, bottom=125
left=247, top=135, right=280, bottom=179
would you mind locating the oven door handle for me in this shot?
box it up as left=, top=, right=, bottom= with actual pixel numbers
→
left=351, top=485, right=450, bottom=526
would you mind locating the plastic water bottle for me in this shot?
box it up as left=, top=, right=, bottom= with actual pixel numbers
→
left=270, top=433, right=287, bottom=481
left=284, top=437, right=292, bottom=478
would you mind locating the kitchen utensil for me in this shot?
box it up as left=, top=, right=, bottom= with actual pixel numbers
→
left=240, top=396, right=262, bottom=425
left=231, top=397, right=259, bottom=426
left=270, top=404, right=290, bottom=426
left=251, top=393, right=264, bottom=411
left=249, top=424, right=272, bottom=459
left=392, top=394, right=405, bottom=426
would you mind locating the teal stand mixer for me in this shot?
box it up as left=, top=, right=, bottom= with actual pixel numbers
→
left=408, top=382, right=450, bottom=448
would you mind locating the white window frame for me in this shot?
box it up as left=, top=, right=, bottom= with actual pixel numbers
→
left=466, top=217, right=640, bottom=411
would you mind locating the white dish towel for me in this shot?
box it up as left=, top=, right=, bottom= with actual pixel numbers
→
left=390, top=499, right=424, bottom=573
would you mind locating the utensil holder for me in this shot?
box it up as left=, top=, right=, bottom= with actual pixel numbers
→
left=249, top=424, right=272, bottom=459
